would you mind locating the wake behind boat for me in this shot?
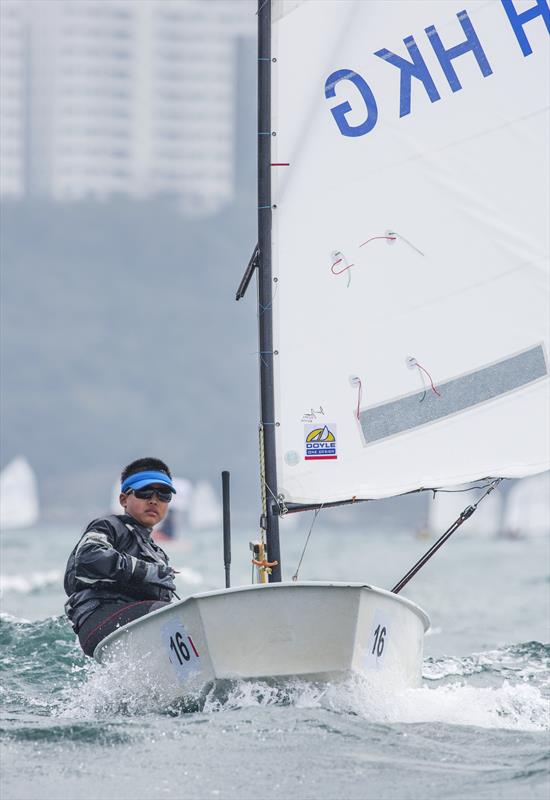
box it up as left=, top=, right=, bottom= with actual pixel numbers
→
left=94, top=0, right=549, bottom=701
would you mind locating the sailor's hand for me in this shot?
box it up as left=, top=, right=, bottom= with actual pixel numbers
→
left=143, top=563, right=177, bottom=592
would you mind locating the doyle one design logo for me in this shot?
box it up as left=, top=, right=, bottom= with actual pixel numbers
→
left=304, top=424, right=337, bottom=460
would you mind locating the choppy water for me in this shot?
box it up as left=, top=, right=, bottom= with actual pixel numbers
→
left=1, top=516, right=549, bottom=800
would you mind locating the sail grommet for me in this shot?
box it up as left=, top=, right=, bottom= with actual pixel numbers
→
left=385, top=229, right=397, bottom=245
left=406, top=356, right=418, bottom=369
left=285, top=451, right=300, bottom=466
left=349, top=375, right=361, bottom=386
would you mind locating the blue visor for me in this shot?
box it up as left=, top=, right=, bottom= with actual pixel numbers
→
left=121, top=470, right=176, bottom=494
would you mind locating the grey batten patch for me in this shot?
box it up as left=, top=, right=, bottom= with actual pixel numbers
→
left=359, top=344, right=548, bottom=445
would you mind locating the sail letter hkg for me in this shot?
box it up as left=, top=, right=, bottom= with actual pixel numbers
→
left=324, top=2, right=547, bottom=135
left=270, top=0, right=550, bottom=504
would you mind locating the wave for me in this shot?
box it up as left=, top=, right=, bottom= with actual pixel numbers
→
left=50, top=644, right=550, bottom=732
left=1, top=615, right=548, bottom=733
left=198, top=673, right=548, bottom=732
left=0, top=567, right=203, bottom=597
left=0, top=614, right=84, bottom=714
left=0, top=570, right=62, bottom=595
left=423, top=642, right=550, bottom=683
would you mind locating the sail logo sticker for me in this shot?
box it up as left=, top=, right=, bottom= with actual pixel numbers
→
left=304, top=424, right=337, bottom=460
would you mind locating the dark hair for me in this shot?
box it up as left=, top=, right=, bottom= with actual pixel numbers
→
left=121, top=457, right=172, bottom=483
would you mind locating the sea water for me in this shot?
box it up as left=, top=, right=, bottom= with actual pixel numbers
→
left=1, top=516, right=548, bottom=800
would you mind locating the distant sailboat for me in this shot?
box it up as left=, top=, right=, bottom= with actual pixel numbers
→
left=188, top=481, right=222, bottom=530
left=154, top=478, right=193, bottom=541
left=503, top=472, right=550, bottom=538
left=0, top=457, right=39, bottom=530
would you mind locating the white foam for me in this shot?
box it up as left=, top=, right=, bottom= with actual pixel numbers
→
left=55, top=649, right=184, bottom=718
left=54, top=643, right=549, bottom=732
left=202, top=674, right=549, bottom=732
left=0, top=610, right=31, bottom=624
left=0, top=570, right=62, bottom=595
left=322, top=675, right=549, bottom=732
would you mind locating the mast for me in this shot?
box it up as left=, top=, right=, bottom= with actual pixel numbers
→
left=257, top=0, right=281, bottom=582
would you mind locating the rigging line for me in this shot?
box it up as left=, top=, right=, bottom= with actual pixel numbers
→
left=429, top=481, right=502, bottom=495
left=388, top=230, right=425, bottom=257
left=359, top=234, right=396, bottom=248
left=292, top=505, right=324, bottom=582
left=415, top=362, right=441, bottom=397
left=259, top=279, right=279, bottom=316
left=391, top=478, right=503, bottom=594
left=356, top=378, right=362, bottom=419
left=331, top=257, right=355, bottom=275
left=416, top=367, right=428, bottom=403
left=264, top=477, right=285, bottom=512
left=470, top=477, right=502, bottom=509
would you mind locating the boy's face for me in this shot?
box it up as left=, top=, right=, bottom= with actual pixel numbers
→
left=119, top=484, right=170, bottom=528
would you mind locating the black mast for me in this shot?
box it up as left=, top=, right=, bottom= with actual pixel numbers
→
left=257, top=0, right=282, bottom=582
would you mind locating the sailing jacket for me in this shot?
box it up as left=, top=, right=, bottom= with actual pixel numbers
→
left=64, top=514, right=173, bottom=632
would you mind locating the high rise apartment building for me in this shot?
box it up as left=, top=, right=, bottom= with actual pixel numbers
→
left=0, top=0, right=254, bottom=214
left=0, top=0, right=27, bottom=197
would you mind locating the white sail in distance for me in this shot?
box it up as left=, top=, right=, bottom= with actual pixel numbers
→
left=270, top=0, right=550, bottom=504
left=504, top=471, right=550, bottom=536
left=0, top=457, right=40, bottom=530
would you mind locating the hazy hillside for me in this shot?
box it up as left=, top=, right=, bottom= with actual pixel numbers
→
left=0, top=194, right=261, bottom=519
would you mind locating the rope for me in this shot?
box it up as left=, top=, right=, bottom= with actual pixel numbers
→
left=259, top=424, right=267, bottom=521
left=292, top=505, right=324, bottom=582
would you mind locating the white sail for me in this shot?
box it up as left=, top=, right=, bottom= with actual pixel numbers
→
left=188, top=481, right=222, bottom=530
left=270, top=0, right=550, bottom=504
left=171, top=478, right=193, bottom=512
left=503, top=471, right=550, bottom=537
left=0, top=457, right=40, bottom=530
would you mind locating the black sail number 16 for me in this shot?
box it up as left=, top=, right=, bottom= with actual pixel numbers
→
left=170, top=631, right=199, bottom=666
left=371, top=624, right=387, bottom=657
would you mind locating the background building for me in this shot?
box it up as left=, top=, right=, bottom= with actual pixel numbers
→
left=0, top=0, right=255, bottom=214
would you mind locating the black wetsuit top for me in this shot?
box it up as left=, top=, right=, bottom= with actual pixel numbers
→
left=64, top=514, right=172, bottom=633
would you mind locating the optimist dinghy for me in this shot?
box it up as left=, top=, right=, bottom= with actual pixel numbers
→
left=95, top=0, right=550, bottom=700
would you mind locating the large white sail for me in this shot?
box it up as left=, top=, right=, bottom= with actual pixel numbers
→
left=0, top=457, right=40, bottom=530
left=270, top=0, right=550, bottom=504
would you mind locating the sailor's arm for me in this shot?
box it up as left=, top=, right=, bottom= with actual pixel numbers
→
left=74, top=520, right=176, bottom=594
left=73, top=521, right=134, bottom=587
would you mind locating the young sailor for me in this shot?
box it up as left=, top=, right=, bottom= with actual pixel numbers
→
left=64, top=457, right=178, bottom=657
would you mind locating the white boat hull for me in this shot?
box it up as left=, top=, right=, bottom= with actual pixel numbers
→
left=94, top=582, right=429, bottom=703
